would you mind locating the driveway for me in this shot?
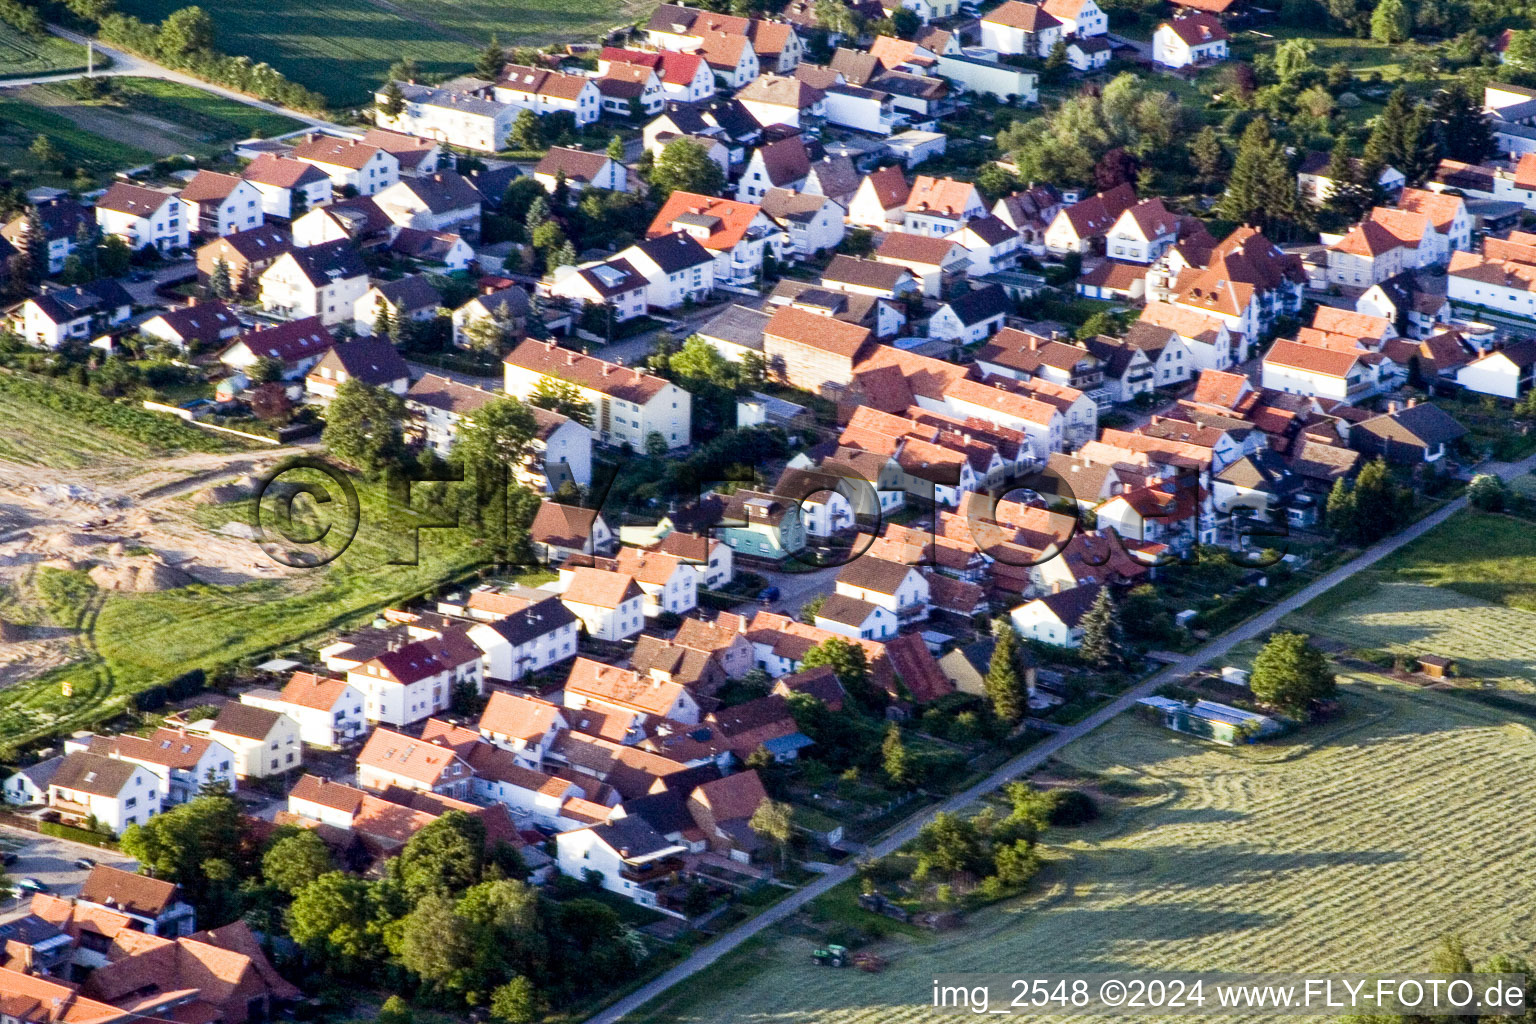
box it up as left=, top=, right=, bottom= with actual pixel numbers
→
left=755, top=563, right=841, bottom=618
left=584, top=449, right=1536, bottom=1024
left=123, top=259, right=196, bottom=306
left=0, top=827, right=136, bottom=920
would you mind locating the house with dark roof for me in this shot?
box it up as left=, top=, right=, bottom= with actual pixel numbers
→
left=76, top=726, right=237, bottom=807
left=2, top=196, right=91, bottom=273
left=762, top=303, right=874, bottom=392
left=554, top=815, right=688, bottom=914
left=218, top=316, right=335, bottom=379
left=304, top=337, right=411, bottom=400
left=493, top=64, right=602, bottom=127
left=737, top=135, right=814, bottom=201
left=239, top=671, right=367, bottom=747
left=196, top=222, right=293, bottom=295
left=188, top=703, right=302, bottom=779
left=1009, top=583, right=1102, bottom=648
left=451, top=284, right=530, bottom=347
left=45, top=751, right=160, bottom=833
left=981, top=1, right=1063, bottom=57
left=1350, top=399, right=1466, bottom=465
left=405, top=372, right=499, bottom=452
left=258, top=239, right=370, bottom=326
left=16, top=280, right=133, bottom=349
left=354, top=273, right=442, bottom=337
left=534, top=146, right=628, bottom=194
left=179, top=169, right=266, bottom=238
left=94, top=182, right=190, bottom=252
left=1152, top=12, right=1229, bottom=68
left=374, top=170, right=483, bottom=238
left=929, top=283, right=1010, bottom=343
left=836, top=554, right=929, bottom=622
left=139, top=300, right=242, bottom=352
left=616, top=231, right=718, bottom=310
left=291, top=132, right=400, bottom=194
left=820, top=253, right=918, bottom=299
left=292, top=195, right=393, bottom=248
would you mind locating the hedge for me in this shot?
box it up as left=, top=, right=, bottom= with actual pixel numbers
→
left=39, top=820, right=119, bottom=848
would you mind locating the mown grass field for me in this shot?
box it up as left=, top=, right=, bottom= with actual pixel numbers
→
left=118, top=0, right=629, bottom=106
left=0, top=91, right=155, bottom=185
left=632, top=680, right=1536, bottom=1024
left=1284, top=510, right=1536, bottom=693
left=0, top=24, right=93, bottom=77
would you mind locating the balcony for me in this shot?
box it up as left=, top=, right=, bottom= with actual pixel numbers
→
left=620, top=855, right=685, bottom=883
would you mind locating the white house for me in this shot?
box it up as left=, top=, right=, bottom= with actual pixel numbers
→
left=600, top=47, right=716, bottom=104
left=241, top=153, right=337, bottom=220
left=1009, top=585, right=1098, bottom=648
left=95, top=182, right=190, bottom=253
left=555, top=818, right=686, bottom=912
left=187, top=703, right=303, bottom=780
left=477, top=690, right=569, bottom=766
left=618, top=232, right=717, bottom=310
left=759, top=188, right=846, bottom=257
left=1105, top=198, right=1181, bottom=264
left=847, top=165, right=911, bottom=229
left=1152, top=14, right=1229, bottom=68
left=339, top=639, right=461, bottom=727
left=1065, top=36, right=1113, bottom=72
left=258, top=240, right=370, bottom=326
left=451, top=285, right=529, bottom=347
left=611, top=547, right=700, bottom=617
left=373, top=171, right=483, bottom=238
left=952, top=214, right=1020, bottom=275
left=290, top=134, right=401, bottom=196
left=815, top=594, right=898, bottom=640
left=903, top=175, right=986, bottom=237
left=559, top=567, right=646, bottom=641
left=1260, top=339, right=1381, bottom=402
left=15, top=280, right=132, bottom=349
left=462, top=591, right=581, bottom=683
left=3, top=756, right=62, bottom=806
left=45, top=752, right=160, bottom=833
left=179, top=171, right=265, bottom=238
left=503, top=338, right=693, bottom=451
left=239, top=672, right=367, bottom=747
left=980, top=1, right=1064, bottom=58
left=494, top=64, right=602, bottom=127
left=1455, top=339, right=1536, bottom=399
left=548, top=257, right=652, bottom=323
left=835, top=555, right=930, bottom=623
left=376, top=79, right=517, bottom=153
left=647, top=191, right=776, bottom=288
left=1042, top=0, right=1108, bottom=35
left=74, top=727, right=237, bottom=807
left=217, top=316, right=335, bottom=380
left=928, top=284, right=1011, bottom=343
left=533, top=147, right=628, bottom=195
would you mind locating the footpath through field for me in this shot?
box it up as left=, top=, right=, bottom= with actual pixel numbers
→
left=0, top=25, right=350, bottom=132
left=584, top=449, right=1536, bottom=1024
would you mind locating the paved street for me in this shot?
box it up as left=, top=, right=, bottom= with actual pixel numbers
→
left=0, top=827, right=136, bottom=921
left=585, top=451, right=1536, bottom=1024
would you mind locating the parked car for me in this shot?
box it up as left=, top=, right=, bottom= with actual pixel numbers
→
left=14, top=877, right=49, bottom=894
left=74, top=857, right=96, bottom=870
left=758, top=585, right=781, bottom=603
left=1, top=852, right=18, bottom=867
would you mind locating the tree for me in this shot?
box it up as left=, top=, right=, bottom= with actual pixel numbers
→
left=529, top=376, right=594, bottom=427
left=1078, top=587, right=1125, bottom=668
left=1468, top=473, right=1508, bottom=512
left=99, top=234, right=131, bottom=279
left=1366, top=88, right=1435, bottom=184
left=29, top=135, right=63, bottom=170
left=1369, top=0, right=1410, bottom=43
left=389, top=57, right=421, bottom=82
left=250, top=356, right=286, bottom=384
left=644, top=430, right=668, bottom=457
left=391, top=811, right=485, bottom=899
left=322, top=378, right=407, bottom=476
left=378, top=79, right=405, bottom=119
left=1249, top=631, right=1336, bottom=715
left=890, top=5, right=919, bottom=37
left=378, top=996, right=414, bottom=1024
left=1093, top=147, right=1140, bottom=191
left=1076, top=309, right=1121, bottom=341
left=802, top=636, right=875, bottom=708
left=748, top=797, right=794, bottom=868
left=799, top=594, right=827, bottom=624
left=454, top=396, right=538, bottom=470
left=209, top=257, right=232, bottom=298
left=118, top=795, right=242, bottom=920
left=1273, top=37, right=1317, bottom=87
left=1325, top=475, right=1358, bottom=540
left=1506, top=30, right=1536, bottom=76
left=491, top=977, right=540, bottom=1024
left=1430, top=83, right=1495, bottom=165
left=1216, top=118, right=1305, bottom=236
left=1043, top=39, right=1068, bottom=82
left=1188, top=126, right=1226, bottom=192
left=476, top=35, right=505, bottom=80
left=511, top=108, right=543, bottom=151
left=649, top=138, right=725, bottom=201
left=1350, top=456, right=1407, bottom=541
left=985, top=618, right=1029, bottom=725
left=248, top=382, right=293, bottom=423
left=914, top=812, right=984, bottom=878
left=606, top=134, right=626, bottom=162
left=288, top=871, right=381, bottom=970
left=881, top=722, right=913, bottom=785
left=400, top=891, right=477, bottom=993
left=1323, top=135, right=1375, bottom=222
left=158, top=5, right=215, bottom=59
left=263, top=829, right=335, bottom=895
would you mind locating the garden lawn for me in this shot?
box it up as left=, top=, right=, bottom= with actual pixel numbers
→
left=631, top=680, right=1536, bottom=1024
left=117, top=0, right=626, bottom=106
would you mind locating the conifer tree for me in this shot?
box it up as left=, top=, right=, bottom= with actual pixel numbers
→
left=1079, top=588, right=1125, bottom=669
left=986, top=619, right=1029, bottom=725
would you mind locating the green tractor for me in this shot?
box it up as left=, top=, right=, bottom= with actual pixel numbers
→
left=812, top=944, right=849, bottom=967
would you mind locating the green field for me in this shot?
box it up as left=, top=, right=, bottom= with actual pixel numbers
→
left=1285, top=510, right=1536, bottom=694
left=634, top=681, right=1536, bottom=1024
left=0, top=91, right=155, bottom=185
left=0, top=24, right=94, bottom=78
left=118, top=0, right=632, bottom=106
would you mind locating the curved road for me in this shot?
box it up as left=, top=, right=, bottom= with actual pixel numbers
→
left=1, top=25, right=351, bottom=134
left=586, top=451, right=1536, bottom=1024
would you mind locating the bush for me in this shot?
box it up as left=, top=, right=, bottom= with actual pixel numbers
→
left=1045, top=789, right=1098, bottom=827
